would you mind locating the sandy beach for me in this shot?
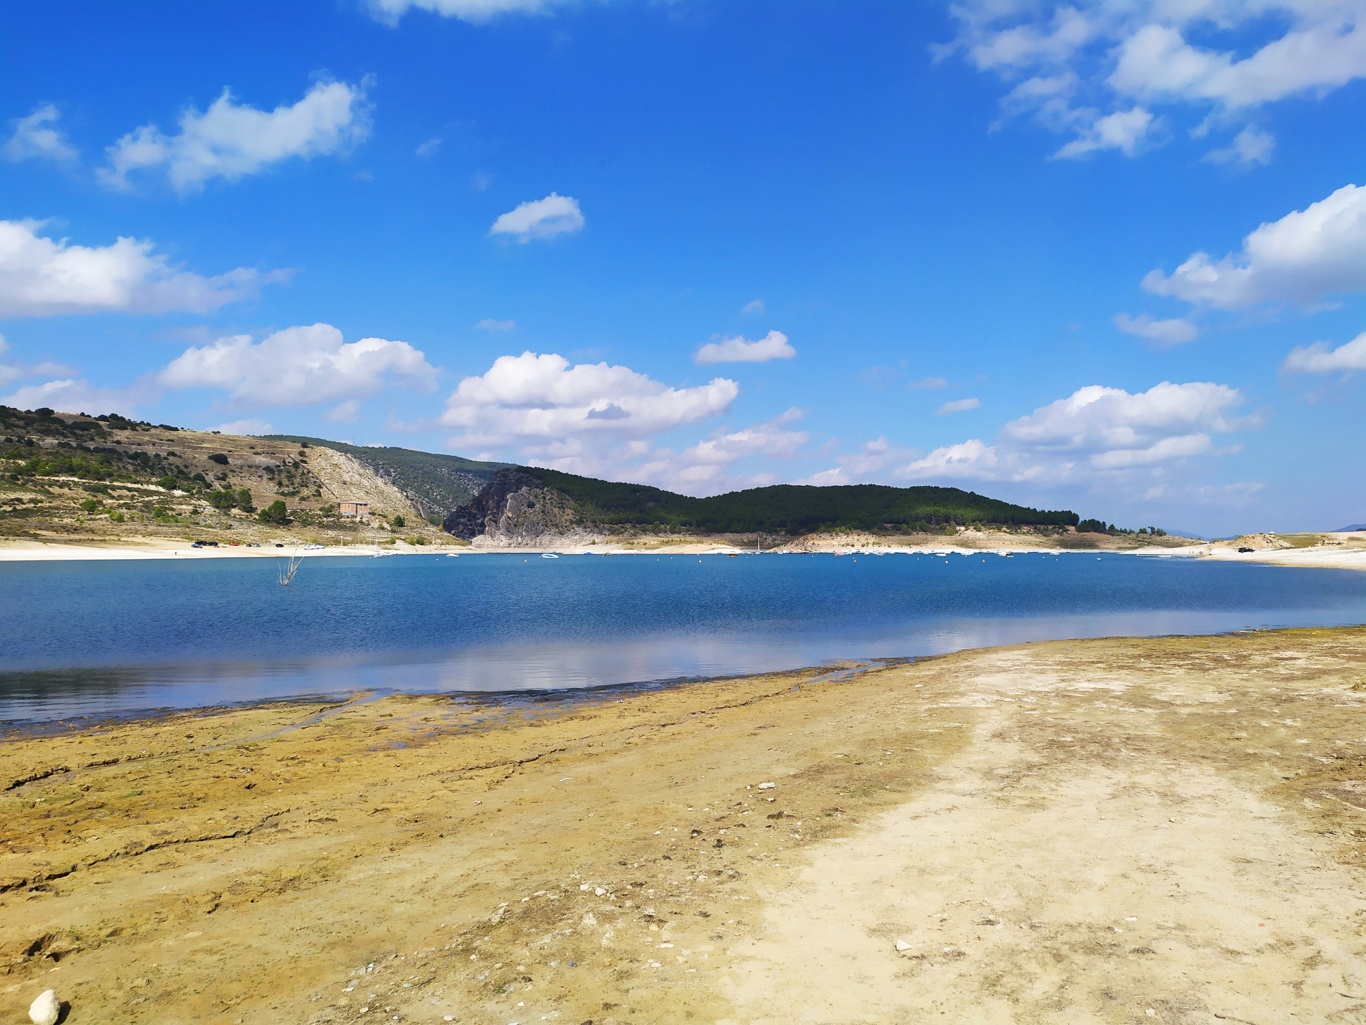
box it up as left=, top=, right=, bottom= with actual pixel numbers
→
left=6, top=627, right=1366, bottom=1024
left=4, top=530, right=1366, bottom=570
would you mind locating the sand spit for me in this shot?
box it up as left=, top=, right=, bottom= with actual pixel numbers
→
left=6, top=628, right=1366, bottom=1023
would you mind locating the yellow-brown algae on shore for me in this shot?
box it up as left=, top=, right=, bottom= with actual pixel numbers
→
left=4, top=628, right=1366, bottom=1024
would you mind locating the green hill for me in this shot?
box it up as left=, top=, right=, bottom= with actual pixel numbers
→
left=445, top=465, right=1079, bottom=539
left=523, top=469, right=1078, bottom=533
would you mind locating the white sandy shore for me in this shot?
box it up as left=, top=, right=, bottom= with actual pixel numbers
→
left=3, top=533, right=1366, bottom=569
left=0, top=538, right=435, bottom=562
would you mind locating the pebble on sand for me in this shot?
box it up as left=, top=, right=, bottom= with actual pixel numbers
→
left=758, top=782, right=777, bottom=790
left=29, top=989, right=60, bottom=1025
left=895, top=939, right=912, bottom=952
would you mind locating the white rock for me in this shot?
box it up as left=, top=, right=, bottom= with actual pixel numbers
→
left=758, top=782, right=776, bottom=790
left=29, top=990, right=60, bottom=1025
left=895, top=939, right=912, bottom=952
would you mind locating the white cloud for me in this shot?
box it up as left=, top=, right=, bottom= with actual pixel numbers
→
left=512, top=409, right=810, bottom=496
left=1284, top=330, right=1366, bottom=373
left=909, top=376, right=949, bottom=390
left=327, top=400, right=362, bottom=423
left=208, top=417, right=275, bottom=436
left=415, top=136, right=442, bottom=158
left=1143, top=182, right=1366, bottom=309
left=1113, top=312, right=1199, bottom=346
left=0, top=336, right=77, bottom=388
left=3, top=104, right=78, bottom=164
left=677, top=409, right=808, bottom=466
left=159, top=323, right=436, bottom=407
left=2, top=376, right=141, bottom=416
left=694, top=330, right=796, bottom=365
left=1204, top=125, right=1275, bottom=167
left=0, top=335, right=14, bottom=385
left=613, top=411, right=809, bottom=492
left=943, top=2, right=1366, bottom=161
left=475, top=317, right=516, bottom=331
left=897, top=381, right=1246, bottom=483
left=899, top=438, right=1016, bottom=482
left=795, top=435, right=918, bottom=487
left=365, top=0, right=553, bottom=25
left=937, top=397, right=981, bottom=415
left=741, top=299, right=765, bottom=315
left=1108, top=16, right=1366, bottom=110
left=101, top=79, right=371, bottom=193
left=0, top=219, right=269, bottom=318
left=489, top=192, right=584, bottom=243
left=1054, top=107, right=1154, bottom=158
left=441, top=351, right=738, bottom=448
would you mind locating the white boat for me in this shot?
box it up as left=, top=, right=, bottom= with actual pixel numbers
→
left=540, top=553, right=559, bottom=559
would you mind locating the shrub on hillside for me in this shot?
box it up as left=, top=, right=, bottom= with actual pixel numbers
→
left=258, top=499, right=289, bottom=525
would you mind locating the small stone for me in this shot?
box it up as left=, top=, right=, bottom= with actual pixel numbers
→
left=895, top=939, right=912, bottom=952
left=758, top=782, right=776, bottom=790
left=29, top=991, right=60, bottom=1025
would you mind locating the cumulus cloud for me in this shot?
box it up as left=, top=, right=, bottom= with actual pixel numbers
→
left=0, top=219, right=270, bottom=318
left=475, top=317, right=516, bottom=331
left=677, top=409, right=808, bottom=466
left=1284, top=331, right=1366, bottom=374
left=897, top=381, right=1246, bottom=483
left=1204, top=125, right=1275, bottom=167
left=620, top=410, right=810, bottom=492
left=207, top=417, right=275, bottom=436
left=1143, top=182, right=1366, bottom=309
left=2, top=376, right=142, bottom=416
left=0, top=335, right=15, bottom=386
left=694, top=330, right=796, bottom=365
left=159, top=323, right=436, bottom=407
left=937, top=397, right=981, bottom=415
left=514, top=409, right=812, bottom=496
left=0, top=337, right=75, bottom=388
left=441, top=351, right=737, bottom=448
left=942, top=1, right=1366, bottom=161
left=101, top=79, right=371, bottom=193
left=1054, top=107, right=1154, bottom=158
left=489, top=192, right=584, bottom=243
left=3, top=104, right=78, bottom=165
left=365, top=0, right=554, bottom=24
left=796, top=436, right=918, bottom=487
left=1113, top=312, right=1199, bottom=346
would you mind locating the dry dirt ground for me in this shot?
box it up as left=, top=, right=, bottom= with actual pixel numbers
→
left=6, top=628, right=1366, bottom=1024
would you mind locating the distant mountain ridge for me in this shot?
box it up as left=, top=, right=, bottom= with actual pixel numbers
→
left=0, top=402, right=1132, bottom=546
left=1337, top=523, right=1366, bottom=532
left=443, top=465, right=1082, bottom=543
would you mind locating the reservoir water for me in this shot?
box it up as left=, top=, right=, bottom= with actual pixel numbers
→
left=3, top=551, right=1366, bottom=722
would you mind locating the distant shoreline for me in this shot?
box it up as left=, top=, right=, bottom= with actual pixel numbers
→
left=2, top=531, right=1365, bottom=570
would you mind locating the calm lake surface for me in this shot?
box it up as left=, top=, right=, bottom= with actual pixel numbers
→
left=4, top=551, right=1366, bottom=722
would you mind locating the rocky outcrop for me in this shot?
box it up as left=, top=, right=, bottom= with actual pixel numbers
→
left=443, top=469, right=586, bottom=544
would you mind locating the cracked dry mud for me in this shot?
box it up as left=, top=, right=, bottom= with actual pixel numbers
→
left=6, top=627, right=1366, bottom=1024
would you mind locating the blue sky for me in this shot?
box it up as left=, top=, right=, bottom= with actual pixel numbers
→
left=2, top=0, right=1365, bottom=535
